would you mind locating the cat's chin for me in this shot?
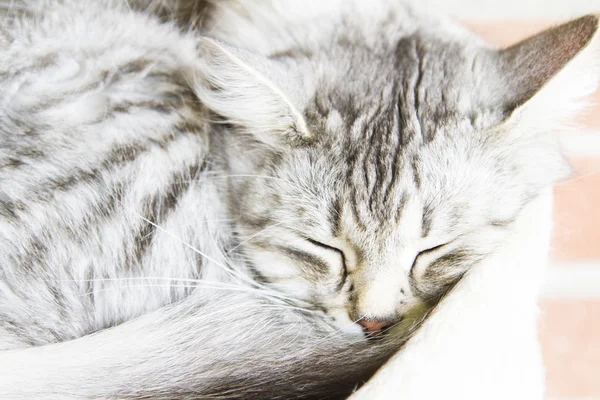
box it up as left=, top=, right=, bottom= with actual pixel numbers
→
left=326, top=309, right=365, bottom=336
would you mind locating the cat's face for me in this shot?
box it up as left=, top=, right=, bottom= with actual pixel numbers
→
left=228, top=99, right=535, bottom=334
left=198, top=14, right=598, bottom=334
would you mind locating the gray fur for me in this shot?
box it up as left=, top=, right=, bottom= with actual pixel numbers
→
left=0, top=0, right=598, bottom=398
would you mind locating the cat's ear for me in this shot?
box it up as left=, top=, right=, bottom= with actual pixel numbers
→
left=195, top=37, right=310, bottom=146
left=494, top=15, right=600, bottom=124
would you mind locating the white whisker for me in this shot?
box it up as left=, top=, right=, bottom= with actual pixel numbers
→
left=226, top=222, right=283, bottom=254
left=101, top=187, right=258, bottom=288
left=174, top=174, right=291, bottom=185
left=62, top=275, right=310, bottom=307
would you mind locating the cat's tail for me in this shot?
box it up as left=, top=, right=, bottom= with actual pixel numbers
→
left=0, top=290, right=402, bottom=400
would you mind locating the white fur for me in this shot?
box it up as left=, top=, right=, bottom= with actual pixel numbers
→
left=0, top=189, right=552, bottom=399
left=1, top=1, right=598, bottom=398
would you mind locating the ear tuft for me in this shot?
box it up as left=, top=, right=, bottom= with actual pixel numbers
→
left=195, top=37, right=311, bottom=146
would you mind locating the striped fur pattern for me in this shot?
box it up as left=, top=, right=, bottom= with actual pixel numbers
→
left=0, top=0, right=599, bottom=398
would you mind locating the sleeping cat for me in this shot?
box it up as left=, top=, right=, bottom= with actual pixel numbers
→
left=0, top=0, right=598, bottom=398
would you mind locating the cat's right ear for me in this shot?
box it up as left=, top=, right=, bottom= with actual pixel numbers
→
left=492, top=15, right=600, bottom=127
left=195, top=37, right=311, bottom=147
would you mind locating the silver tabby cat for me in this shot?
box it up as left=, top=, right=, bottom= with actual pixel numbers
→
left=0, top=0, right=598, bottom=398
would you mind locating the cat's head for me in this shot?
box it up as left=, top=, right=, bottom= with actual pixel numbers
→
left=195, top=13, right=600, bottom=335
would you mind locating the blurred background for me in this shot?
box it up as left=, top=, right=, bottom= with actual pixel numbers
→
left=421, top=1, right=600, bottom=398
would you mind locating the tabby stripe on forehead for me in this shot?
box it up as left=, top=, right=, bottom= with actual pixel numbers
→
left=348, top=97, right=409, bottom=223
left=128, top=161, right=207, bottom=270
left=413, top=40, right=425, bottom=139
left=363, top=105, right=384, bottom=213
left=381, top=103, right=403, bottom=207
left=370, top=121, right=388, bottom=214
left=345, top=146, right=368, bottom=231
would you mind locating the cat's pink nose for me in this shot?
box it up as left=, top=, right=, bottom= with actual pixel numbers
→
left=358, top=319, right=393, bottom=335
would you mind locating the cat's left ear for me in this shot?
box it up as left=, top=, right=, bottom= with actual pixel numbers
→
left=493, top=15, right=600, bottom=124
left=195, top=37, right=311, bottom=147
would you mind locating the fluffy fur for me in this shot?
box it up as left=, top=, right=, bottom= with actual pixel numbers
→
left=0, top=0, right=598, bottom=398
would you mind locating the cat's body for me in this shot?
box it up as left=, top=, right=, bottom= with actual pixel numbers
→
left=0, top=0, right=598, bottom=398
left=0, top=0, right=224, bottom=347
left=0, top=2, right=401, bottom=397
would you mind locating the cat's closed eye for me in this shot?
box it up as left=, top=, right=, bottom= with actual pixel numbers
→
left=410, top=242, right=452, bottom=276
left=305, top=237, right=348, bottom=280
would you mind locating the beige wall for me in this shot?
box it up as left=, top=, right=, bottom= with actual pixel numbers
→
left=423, top=0, right=600, bottom=20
